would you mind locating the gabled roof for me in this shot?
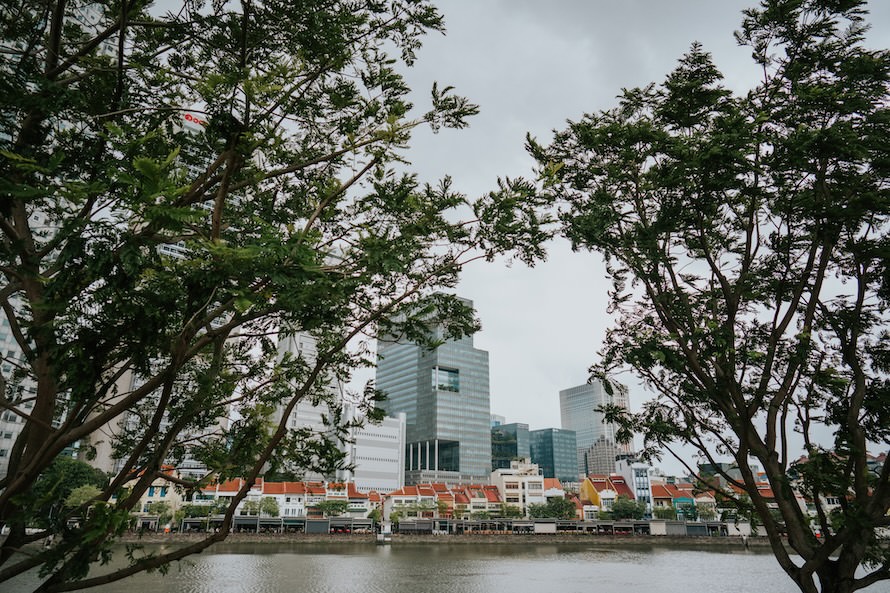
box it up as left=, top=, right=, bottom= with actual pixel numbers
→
left=608, top=475, right=635, bottom=499
left=543, top=478, right=563, bottom=491
left=347, top=483, right=367, bottom=499
left=651, top=484, right=672, bottom=499
left=483, top=486, right=501, bottom=503
left=263, top=482, right=286, bottom=495
left=586, top=474, right=615, bottom=493
left=454, top=492, right=470, bottom=504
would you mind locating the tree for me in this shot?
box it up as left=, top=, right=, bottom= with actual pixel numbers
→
left=499, top=503, right=523, bottom=519
left=145, top=501, right=172, bottom=526
left=0, top=0, right=551, bottom=590
left=63, top=486, right=101, bottom=511
left=653, top=507, right=677, bottom=521
left=611, top=495, right=645, bottom=520
left=313, top=500, right=348, bottom=518
left=259, top=497, right=279, bottom=518
left=367, top=508, right=381, bottom=523
left=28, top=457, right=109, bottom=529
left=527, top=497, right=576, bottom=520
left=533, top=1, right=890, bottom=592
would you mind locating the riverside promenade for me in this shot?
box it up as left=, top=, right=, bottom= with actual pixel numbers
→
left=120, top=531, right=770, bottom=548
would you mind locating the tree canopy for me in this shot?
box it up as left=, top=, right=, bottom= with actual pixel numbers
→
left=527, top=496, right=576, bottom=520
left=532, top=1, right=890, bottom=592
left=0, top=0, right=550, bottom=590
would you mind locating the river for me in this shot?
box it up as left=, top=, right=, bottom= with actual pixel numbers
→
left=11, top=542, right=890, bottom=593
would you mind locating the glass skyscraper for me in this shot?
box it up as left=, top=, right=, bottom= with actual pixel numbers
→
left=376, top=298, right=491, bottom=485
left=559, top=381, right=631, bottom=476
left=529, top=428, right=578, bottom=483
left=491, top=422, right=530, bottom=470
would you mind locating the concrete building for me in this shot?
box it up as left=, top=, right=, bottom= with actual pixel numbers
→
left=616, top=457, right=654, bottom=513
left=529, top=428, right=578, bottom=483
left=490, top=458, right=546, bottom=516
left=559, top=381, right=631, bottom=476
left=582, top=436, right=619, bottom=475
left=491, top=422, right=530, bottom=471
left=341, top=408, right=406, bottom=494
left=376, top=297, right=491, bottom=485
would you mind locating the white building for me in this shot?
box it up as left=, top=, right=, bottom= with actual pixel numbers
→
left=616, top=457, right=654, bottom=513
left=341, top=408, right=406, bottom=494
left=489, top=458, right=546, bottom=516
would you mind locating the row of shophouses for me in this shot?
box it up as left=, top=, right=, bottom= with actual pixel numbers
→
left=130, top=459, right=772, bottom=528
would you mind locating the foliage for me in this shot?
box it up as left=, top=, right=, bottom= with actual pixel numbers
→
left=470, top=511, right=491, bottom=520
left=367, top=508, right=381, bottom=523
left=144, top=502, right=172, bottom=526
left=499, top=503, right=523, bottom=519
left=653, top=507, right=677, bottom=521
left=532, top=1, right=890, bottom=591
left=388, top=510, right=401, bottom=526
left=313, top=500, right=348, bottom=518
left=258, top=497, right=279, bottom=518
left=63, top=486, right=102, bottom=511
left=610, top=495, right=646, bottom=520
left=675, top=503, right=697, bottom=522
left=0, top=0, right=551, bottom=589
left=527, top=497, right=576, bottom=520
left=28, top=457, right=110, bottom=529
left=697, top=505, right=717, bottom=522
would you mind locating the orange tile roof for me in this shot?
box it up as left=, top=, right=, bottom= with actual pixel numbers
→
left=543, top=478, right=563, bottom=490
left=483, top=486, right=501, bottom=503
left=347, top=483, right=368, bottom=499
left=263, top=482, right=286, bottom=495
left=651, top=484, right=672, bottom=499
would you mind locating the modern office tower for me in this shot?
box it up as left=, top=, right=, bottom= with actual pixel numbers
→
left=491, top=422, right=530, bottom=471
left=490, top=414, right=506, bottom=427
left=272, top=330, right=342, bottom=481
left=529, top=428, right=578, bottom=483
left=582, top=436, right=619, bottom=475
left=341, top=408, right=406, bottom=494
left=376, top=297, right=491, bottom=485
left=559, top=381, right=631, bottom=476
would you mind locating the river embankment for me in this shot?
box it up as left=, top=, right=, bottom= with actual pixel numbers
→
left=119, top=531, right=773, bottom=549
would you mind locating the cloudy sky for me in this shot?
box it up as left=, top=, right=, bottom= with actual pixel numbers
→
left=379, top=1, right=890, bottom=459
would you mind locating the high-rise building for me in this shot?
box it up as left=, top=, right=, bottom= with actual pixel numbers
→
left=491, top=422, right=530, bottom=471
left=376, top=297, right=491, bottom=485
left=559, top=381, right=631, bottom=476
left=582, top=436, right=619, bottom=476
left=529, top=428, right=578, bottom=483
left=341, top=408, right=406, bottom=494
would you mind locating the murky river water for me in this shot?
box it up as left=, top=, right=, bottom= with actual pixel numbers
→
left=10, top=542, right=890, bottom=593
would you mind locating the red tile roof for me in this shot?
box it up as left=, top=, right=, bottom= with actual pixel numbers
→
left=483, top=486, right=501, bottom=503
left=543, top=478, right=563, bottom=491
left=608, top=476, right=635, bottom=499
left=347, top=483, right=368, bottom=499
left=651, top=484, right=672, bottom=499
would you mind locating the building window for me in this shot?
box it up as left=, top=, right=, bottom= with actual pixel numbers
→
left=432, top=367, right=459, bottom=392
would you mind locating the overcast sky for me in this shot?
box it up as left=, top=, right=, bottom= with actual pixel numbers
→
left=381, top=0, right=890, bottom=457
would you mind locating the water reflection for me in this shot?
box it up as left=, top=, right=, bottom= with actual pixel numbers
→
left=13, top=543, right=890, bottom=593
